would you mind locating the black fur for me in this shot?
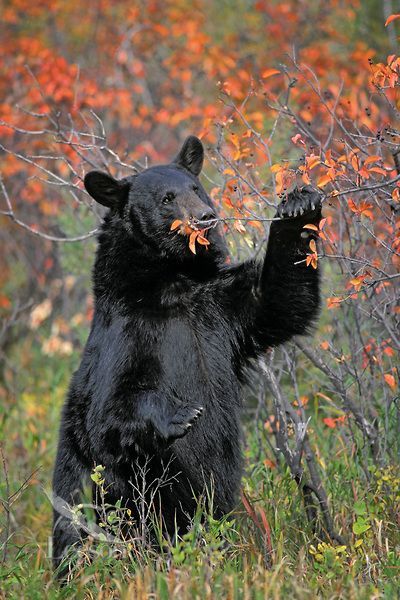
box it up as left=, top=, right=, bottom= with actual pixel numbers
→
left=52, top=136, right=322, bottom=567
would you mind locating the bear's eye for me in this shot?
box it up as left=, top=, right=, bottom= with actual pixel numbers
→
left=162, top=192, right=175, bottom=205
left=192, top=185, right=199, bottom=193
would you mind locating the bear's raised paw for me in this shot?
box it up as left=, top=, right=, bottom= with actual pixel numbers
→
left=277, top=186, right=322, bottom=222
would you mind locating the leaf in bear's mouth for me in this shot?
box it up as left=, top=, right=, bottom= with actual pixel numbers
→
left=170, top=219, right=210, bottom=254
left=188, top=230, right=210, bottom=254
left=170, top=219, right=183, bottom=231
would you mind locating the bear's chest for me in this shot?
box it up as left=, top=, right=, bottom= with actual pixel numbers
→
left=129, top=309, right=235, bottom=391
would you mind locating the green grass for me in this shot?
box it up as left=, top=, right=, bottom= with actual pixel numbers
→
left=0, top=339, right=399, bottom=599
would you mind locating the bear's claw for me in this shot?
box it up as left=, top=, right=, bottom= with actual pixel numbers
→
left=164, top=405, right=204, bottom=441
left=276, top=186, right=322, bottom=221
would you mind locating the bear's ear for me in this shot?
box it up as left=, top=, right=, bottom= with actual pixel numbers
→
left=84, top=171, right=129, bottom=208
left=173, top=136, right=204, bottom=177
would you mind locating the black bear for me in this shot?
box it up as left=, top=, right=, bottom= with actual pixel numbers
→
left=52, top=136, right=322, bottom=567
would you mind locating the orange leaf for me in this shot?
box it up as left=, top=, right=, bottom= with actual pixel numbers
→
left=293, top=395, right=309, bottom=407
left=309, top=239, right=317, bottom=252
left=170, top=219, right=183, bottom=231
left=364, top=155, right=382, bottom=166
left=384, top=373, right=397, bottom=390
left=196, top=235, right=210, bottom=246
left=383, top=346, right=395, bottom=357
left=248, top=220, right=264, bottom=232
left=317, top=174, right=332, bottom=188
left=368, top=166, right=386, bottom=176
left=306, top=155, right=321, bottom=170
left=303, top=223, right=319, bottom=231
left=385, top=14, right=400, bottom=26
left=323, top=417, right=337, bottom=429
left=325, top=415, right=345, bottom=427
left=189, top=231, right=198, bottom=254
left=327, top=296, right=342, bottom=309
left=262, top=68, right=281, bottom=79
left=310, top=256, right=318, bottom=269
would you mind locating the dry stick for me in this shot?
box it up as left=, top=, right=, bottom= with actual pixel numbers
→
left=258, top=358, right=344, bottom=544
left=0, top=445, right=10, bottom=565
left=295, top=340, right=381, bottom=462
left=0, top=174, right=98, bottom=243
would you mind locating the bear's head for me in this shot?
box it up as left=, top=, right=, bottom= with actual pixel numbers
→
left=84, top=136, right=227, bottom=267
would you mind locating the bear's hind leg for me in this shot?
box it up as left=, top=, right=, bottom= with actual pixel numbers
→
left=52, top=431, right=88, bottom=574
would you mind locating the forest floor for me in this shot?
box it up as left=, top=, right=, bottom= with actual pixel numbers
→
left=0, top=346, right=399, bottom=600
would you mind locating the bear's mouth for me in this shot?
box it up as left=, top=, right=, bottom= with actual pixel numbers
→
left=188, top=217, right=218, bottom=232
left=170, top=218, right=219, bottom=254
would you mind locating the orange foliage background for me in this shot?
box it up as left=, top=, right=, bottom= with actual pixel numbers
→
left=0, top=0, right=398, bottom=443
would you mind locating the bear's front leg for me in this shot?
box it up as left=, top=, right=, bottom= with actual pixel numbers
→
left=253, top=186, right=323, bottom=349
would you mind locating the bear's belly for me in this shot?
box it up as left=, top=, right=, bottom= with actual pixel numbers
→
left=158, top=316, right=238, bottom=402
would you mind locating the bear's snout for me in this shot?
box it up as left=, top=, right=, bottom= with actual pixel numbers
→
left=179, top=194, right=216, bottom=226
left=192, top=205, right=216, bottom=224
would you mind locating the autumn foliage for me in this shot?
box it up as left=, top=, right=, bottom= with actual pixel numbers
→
left=0, top=0, right=399, bottom=581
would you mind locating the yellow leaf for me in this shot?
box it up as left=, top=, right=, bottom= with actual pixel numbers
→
left=303, top=223, right=319, bottom=231
left=350, top=275, right=363, bottom=284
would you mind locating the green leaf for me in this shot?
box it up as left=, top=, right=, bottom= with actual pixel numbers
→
left=353, top=500, right=367, bottom=516
left=353, top=518, right=371, bottom=535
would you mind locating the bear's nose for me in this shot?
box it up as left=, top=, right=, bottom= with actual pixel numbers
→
left=195, top=207, right=216, bottom=223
